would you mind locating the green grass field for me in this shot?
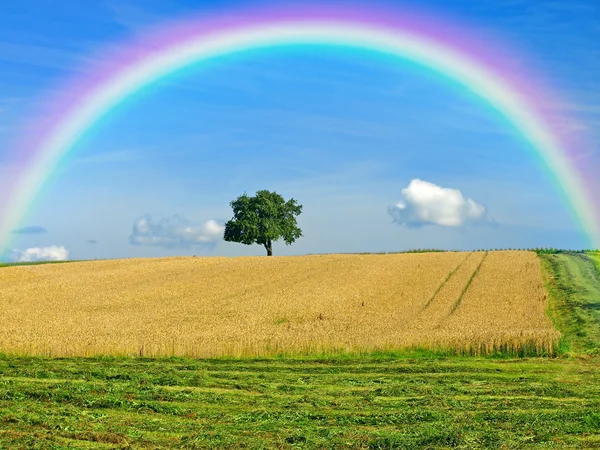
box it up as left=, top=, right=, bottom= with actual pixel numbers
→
left=1, top=356, right=600, bottom=449
left=1, top=252, right=599, bottom=448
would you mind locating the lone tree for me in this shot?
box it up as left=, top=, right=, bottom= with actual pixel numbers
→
left=223, top=190, right=303, bottom=256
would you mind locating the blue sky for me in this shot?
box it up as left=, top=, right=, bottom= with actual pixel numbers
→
left=1, top=0, right=599, bottom=260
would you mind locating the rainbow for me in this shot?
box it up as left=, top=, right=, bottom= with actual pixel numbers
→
left=2, top=3, right=599, bottom=254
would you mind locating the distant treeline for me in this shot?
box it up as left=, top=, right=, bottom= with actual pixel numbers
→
left=532, top=248, right=597, bottom=254
left=467, top=249, right=596, bottom=254
left=317, top=248, right=599, bottom=255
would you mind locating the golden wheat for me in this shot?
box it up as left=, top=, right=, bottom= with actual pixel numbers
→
left=0, top=251, right=559, bottom=357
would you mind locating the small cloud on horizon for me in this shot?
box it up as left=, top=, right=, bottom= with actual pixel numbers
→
left=12, top=225, right=47, bottom=234
left=10, top=245, right=69, bottom=262
left=388, top=179, right=494, bottom=228
left=86, top=239, right=98, bottom=244
left=129, top=214, right=224, bottom=249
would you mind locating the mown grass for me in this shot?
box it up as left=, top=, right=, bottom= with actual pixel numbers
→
left=1, top=355, right=600, bottom=448
left=588, top=251, right=600, bottom=272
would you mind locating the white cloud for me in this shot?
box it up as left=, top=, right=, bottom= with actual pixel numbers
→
left=129, top=214, right=224, bottom=249
left=11, top=245, right=70, bottom=262
left=388, top=179, right=493, bottom=228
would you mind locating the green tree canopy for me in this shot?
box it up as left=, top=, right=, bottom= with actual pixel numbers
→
left=223, top=190, right=303, bottom=256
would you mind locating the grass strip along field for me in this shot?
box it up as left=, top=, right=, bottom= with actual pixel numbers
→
left=0, top=251, right=599, bottom=448
left=0, top=251, right=558, bottom=357
left=539, top=252, right=600, bottom=356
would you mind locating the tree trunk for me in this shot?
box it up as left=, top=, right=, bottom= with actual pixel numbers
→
left=264, top=239, right=273, bottom=256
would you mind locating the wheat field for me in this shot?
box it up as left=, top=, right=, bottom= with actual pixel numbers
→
left=0, top=251, right=559, bottom=357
